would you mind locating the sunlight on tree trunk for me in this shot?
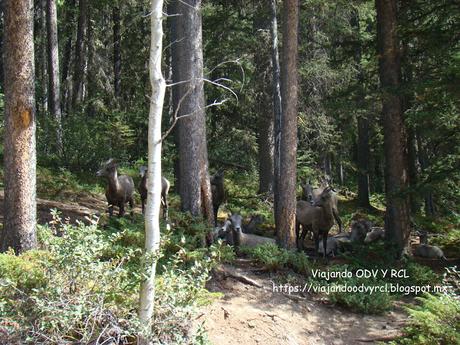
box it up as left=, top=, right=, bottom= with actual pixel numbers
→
left=1, top=0, right=37, bottom=254
left=276, top=0, right=298, bottom=249
left=138, top=0, right=165, bottom=341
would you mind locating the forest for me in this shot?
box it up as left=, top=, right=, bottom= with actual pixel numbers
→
left=0, top=0, right=459, bottom=344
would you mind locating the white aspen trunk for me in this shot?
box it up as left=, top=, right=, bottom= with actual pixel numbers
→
left=138, top=0, right=165, bottom=339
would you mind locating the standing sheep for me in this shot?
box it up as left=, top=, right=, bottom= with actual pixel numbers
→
left=96, top=159, right=134, bottom=217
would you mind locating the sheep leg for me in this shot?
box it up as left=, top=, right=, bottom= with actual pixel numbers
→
left=108, top=204, right=114, bottom=217
left=162, top=193, right=169, bottom=221
left=129, top=198, right=134, bottom=217
left=322, top=234, right=328, bottom=259
left=299, top=225, right=310, bottom=252
left=313, top=229, right=320, bottom=258
left=333, top=208, right=342, bottom=233
left=295, top=221, right=301, bottom=250
left=213, top=205, right=219, bottom=227
left=141, top=198, right=145, bottom=215
left=119, top=203, right=125, bottom=217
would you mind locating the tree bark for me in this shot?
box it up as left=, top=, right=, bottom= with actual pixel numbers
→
left=276, top=0, right=298, bottom=249
left=376, top=0, right=411, bottom=257
left=171, top=0, right=213, bottom=222
left=113, top=3, right=121, bottom=100
left=38, top=0, right=48, bottom=116
left=254, top=4, right=274, bottom=194
left=1, top=0, right=37, bottom=254
left=351, top=10, right=371, bottom=209
left=270, top=0, right=282, bottom=227
left=0, top=2, right=3, bottom=87
left=138, top=0, right=165, bottom=332
left=416, top=134, right=435, bottom=216
left=46, top=0, right=63, bottom=154
left=61, top=0, right=75, bottom=113
left=71, top=0, right=87, bottom=109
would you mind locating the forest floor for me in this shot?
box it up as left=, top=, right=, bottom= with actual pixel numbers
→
left=199, top=259, right=408, bottom=345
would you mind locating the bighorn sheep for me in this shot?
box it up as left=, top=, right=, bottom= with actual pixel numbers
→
left=414, top=244, right=447, bottom=260
left=96, top=159, right=134, bottom=217
left=364, top=227, right=385, bottom=243
left=296, top=187, right=335, bottom=257
left=225, top=213, right=275, bottom=248
left=138, top=166, right=170, bottom=219
left=301, top=179, right=343, bottom=233
left=350, top=219, right=373, bottom=243
left=414, top=231, right=447, bottom=260
left=317, top=236, right=339, bottom=257
left=211, top=170, right=225, bottom=226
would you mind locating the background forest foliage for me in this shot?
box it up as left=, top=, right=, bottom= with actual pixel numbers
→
left=0, top=0, right=459, bottom=344
left=0, top=0, right=457, bottom=219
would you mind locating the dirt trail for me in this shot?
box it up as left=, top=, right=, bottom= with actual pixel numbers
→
left=200, top=261, right=407, bottom=345
left=0, top=190, right=106, bottom=224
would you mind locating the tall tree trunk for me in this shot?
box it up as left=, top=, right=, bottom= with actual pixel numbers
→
left=71, top=0, right=87, bottom=109
left=0, top=2, right=4, bottom=88
left=85, top=6, right=93, bottom=105
left=113, top=3, right=121, bottom=100
left=254, top=4, right=274, bottom=194
left=336, top=159, right=344, bottom=185
left=1, top=0, right=37, bottom=254
left=401, top=45, right=420, bottom=215
left=46, top=0, right=63, bottom=154
left=171, top=0, right=213, bottom=222
left=61, top=0, right=75, bottom=113
left=416, top=134, right=435, bottom=216
left=357, top=115, right=371, bottom=208
left=138, top=0, right=165, bottom=336
left=270, top=0, right=282, bottom=225
left=376, top=0, right=411, bottom=257
left=276, top=0, right=298, bottom=249
left=351, top=10, right=371, bottom=209
left=169, top=2, right=181, bottom=193
left=39, top=0, right=48, bottom=116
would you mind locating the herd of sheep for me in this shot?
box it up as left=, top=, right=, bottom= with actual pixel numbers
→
left=96, top=159, right=447, bottom=262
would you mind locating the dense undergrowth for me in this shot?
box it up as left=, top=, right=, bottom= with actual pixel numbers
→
left=0, top=210, right=231, bottom=344
left=0, top=167, right=459, bottom=343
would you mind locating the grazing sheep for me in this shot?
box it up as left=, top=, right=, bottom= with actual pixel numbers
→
left=296, top=187, right=336, bottom=258
left=317, top=236, right=339, bottom=257
left=414, top=244, right=447, bottom=261
left=138, top=166, right=170, bottom=219
left=350, top=219, right=372, bottom=243
left=226, top=213, right=275, bottom=248
left=364, top=227, right=385, bottom=243
left=301, top=179, right=343, bottom=233
left=96, top=159, right=134, bottom=217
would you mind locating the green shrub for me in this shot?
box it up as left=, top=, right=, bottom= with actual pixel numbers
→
left=0, top=249, right=51, bottom=291
left=328, top=277, right=394, bottom=314
left=241, top=243, right=289, bottom=271
left=397, top=261, right=439, bottom=287
left=1, top=212, right=218, bottom=344
left=393, top=294, right=460, bottom=345
left=241, top=243, right=313, bottom=274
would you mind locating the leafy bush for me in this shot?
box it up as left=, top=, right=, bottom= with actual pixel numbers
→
left=394, top=294, right=460, bottom=345
left=398, top=261, right=439, bottom=287
left=0, top=212, right=220, bottom=344
left=328, top=277, right=394, bottom=314
left=431, top=229, right=460, bottom=258
left=0, top=250, right=51, bottom=291
left=241, top=243, right=313, bottom=274
left=241, top=243, right=289, bottom=271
